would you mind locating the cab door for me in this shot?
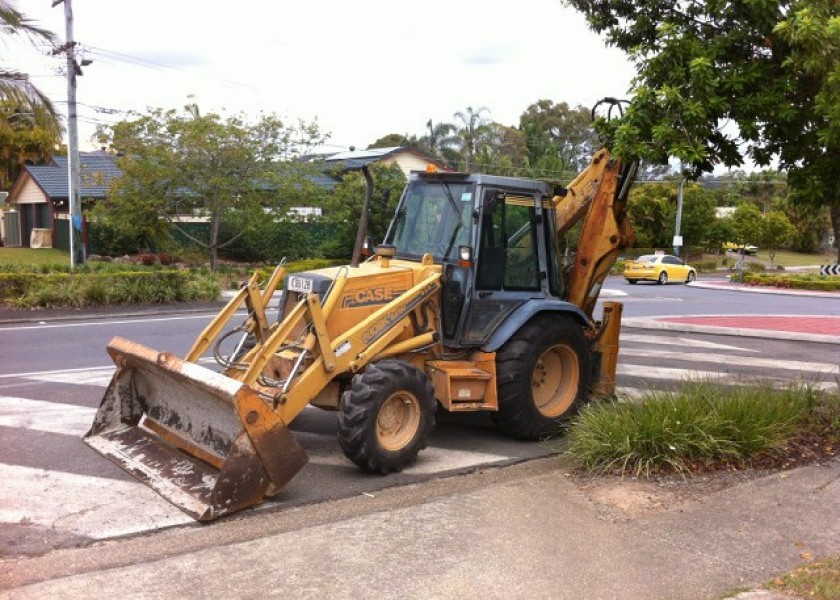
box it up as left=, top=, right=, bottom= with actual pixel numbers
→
left=462, top=189, right=544, bottom=345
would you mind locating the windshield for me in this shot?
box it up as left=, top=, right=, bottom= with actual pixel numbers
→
left=386, top=180, right=474, bottom=260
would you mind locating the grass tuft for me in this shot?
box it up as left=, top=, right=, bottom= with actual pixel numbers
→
left=566, top=380, right=835, bottom=477
left=767, top=556, right=840, bottom=600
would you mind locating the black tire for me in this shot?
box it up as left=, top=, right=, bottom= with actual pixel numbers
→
left=338, top=359, right=436, bottom=474
left=627, top=279, right=638, bottom=285
left=686, top=271, right=696, bottom=283
left=657, top=271, right=668, bottom=285
left=492, top=316, right=591, bottom=440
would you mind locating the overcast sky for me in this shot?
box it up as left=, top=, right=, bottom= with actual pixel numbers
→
left=8, top=0, right=635, bottom=153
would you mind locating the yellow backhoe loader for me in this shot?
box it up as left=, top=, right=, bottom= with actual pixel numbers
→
left=85, top=105, right=637, bottom=521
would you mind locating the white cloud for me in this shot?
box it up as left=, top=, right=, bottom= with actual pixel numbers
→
left=7, top=0, right=635, bottom=151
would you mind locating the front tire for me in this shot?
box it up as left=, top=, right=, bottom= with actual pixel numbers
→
left=686, top=271, right=696, bottom=283
left=492, top=317, right=591, bottom=440
left=338, top=360, right=436, bottom=474
left=658, top=271, right=668, bottom=285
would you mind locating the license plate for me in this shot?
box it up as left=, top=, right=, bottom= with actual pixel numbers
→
left=287, top=275, right=313, bottom=294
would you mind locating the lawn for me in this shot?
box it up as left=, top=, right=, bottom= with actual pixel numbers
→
left=755, top=249, right=833, bottom=268
left=0, top=247, right=70, bottom=267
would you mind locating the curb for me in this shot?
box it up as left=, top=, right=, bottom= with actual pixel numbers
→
left=689, top=280, right=840, bottom=299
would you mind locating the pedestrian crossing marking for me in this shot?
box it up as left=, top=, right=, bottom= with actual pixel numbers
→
left=620, top=348, right=839, bottom=375
left=0, top=396, right=96, bottom=436
left=0, top=463, right=191, bottom=539
left=615, top=364, right=836, bottom=391
left=620, top=334, right=759, bottom=353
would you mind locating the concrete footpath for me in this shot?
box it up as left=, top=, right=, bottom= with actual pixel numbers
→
left=1, top=457, right=838, bottom=600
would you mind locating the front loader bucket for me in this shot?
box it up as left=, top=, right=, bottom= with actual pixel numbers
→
left=84, top=337, right=308, bottom=521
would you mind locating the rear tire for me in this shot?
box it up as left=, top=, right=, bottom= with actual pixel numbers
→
left=492, top=316, right=591, bottom=440
left=338, top=360, right=436, bottom=474
left=627, top=279, right=637, bottom=285
left=658, top=271, right=668, bottom=285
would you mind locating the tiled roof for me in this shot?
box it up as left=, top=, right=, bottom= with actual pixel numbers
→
left=25, top=153, right=122, bottom=200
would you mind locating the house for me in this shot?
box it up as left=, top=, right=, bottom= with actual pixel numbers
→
left=322, top=146, right=450, bottom=178
left=3, top=152, right=121, bottom=250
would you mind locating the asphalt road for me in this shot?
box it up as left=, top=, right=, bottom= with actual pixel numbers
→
left=1, top=275, right=838, bottom=559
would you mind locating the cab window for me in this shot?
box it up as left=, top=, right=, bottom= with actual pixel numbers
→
left=475, top=194, right=540, bottom=291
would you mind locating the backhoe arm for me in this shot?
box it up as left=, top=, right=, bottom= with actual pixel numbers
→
left=553, top=149, right=636, bottom=318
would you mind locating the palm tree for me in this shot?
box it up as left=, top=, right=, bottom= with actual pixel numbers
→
left=419, top=119, right=458, bottom=167
left=0, top=1, right=61, bottom=133
left=452, top=106, right=492, bottom=172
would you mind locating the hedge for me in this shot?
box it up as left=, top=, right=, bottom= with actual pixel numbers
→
left=0, top=269, right=220, bottom=308
left=742, top=273, right=840, bottom=292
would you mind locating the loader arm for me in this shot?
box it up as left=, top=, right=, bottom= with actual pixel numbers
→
left=84, top=268, right=442, bottom=521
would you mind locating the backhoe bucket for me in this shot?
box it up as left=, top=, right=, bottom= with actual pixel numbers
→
left=84, top=337, right=308, bottom=521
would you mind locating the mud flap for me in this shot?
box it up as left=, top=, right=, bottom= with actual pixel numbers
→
left=84, top=337, right=308, bottom=521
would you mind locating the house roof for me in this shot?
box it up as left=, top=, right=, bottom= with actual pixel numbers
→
left=322, top=146, right=449, bottom=172
left=12, top=153, right=122, bottom=201
left=323, top=147, right=403, bottom=171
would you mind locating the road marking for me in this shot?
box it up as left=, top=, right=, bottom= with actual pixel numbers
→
left=620, top=348, right=839, bottom=375
left=616, top=364, right=837, bottom=391
left=0, top=313, right=223, bottom=332
left=306, top=446, right=510, bottom=474
left=2, top=357, right=217, bottom=383
left=0, top=463, right=191, bottom=540
left=620, top=334, right=759, bottom=353
left=24, top=368, right=115, bottom=387
left=0, top=396, right=96, bottom=436
left=0, top=365, right=113, bottom=380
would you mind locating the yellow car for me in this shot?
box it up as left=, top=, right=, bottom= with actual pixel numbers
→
left=623, top=253, right=697, bottom=285
left=722, top=242, right=759, bottom=255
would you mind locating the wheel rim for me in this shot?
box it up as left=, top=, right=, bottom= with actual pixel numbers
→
left=659, top=272, right=668, bottom=284
left=531, top=344, right=580, bottom=418
left=687, top=272, right=695, bottom=282
left=376, top=391, right=422, bottom=451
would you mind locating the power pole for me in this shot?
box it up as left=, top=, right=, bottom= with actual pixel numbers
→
left=52, top=0, right=85, bottom=267
left=673, top=173, right=684, bottom=258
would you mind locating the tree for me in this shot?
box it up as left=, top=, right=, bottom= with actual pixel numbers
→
left=95, top=104, right=326, bottom=269
left=760, top=210, right=796, bottom=268
left=777, top=198, right=829, bottom=254
left=734, top=171, right=788, bottom=214
left=564, top=0, right=840, bottom=258
left=319, top=163, right=405, bottom=259
left=418, top=119, right=458, bottom=168
left=518, top=100, right=599, bottom=177
left=679, top=184, right=718, bottom=252
left=472, top=124, right=529, bottom=177
left=0, top=2, right=63, bottom=188
left=368, top=133, right=413, bottom=149
left=729, top=203, right=765, bottom=249
left=452, top=106, right=493, bottom=172
left=627, top=184, right=672, bottom=248
left=0, top=100, right=61, bottom=189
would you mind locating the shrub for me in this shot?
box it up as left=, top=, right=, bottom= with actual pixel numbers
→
left=0, top=269, right=220, bottom=308
left=742, top=273, right=840, bottom=291
left=566, top=380, right=825, bottom=476
left=692, top=259, right=719, bottom=273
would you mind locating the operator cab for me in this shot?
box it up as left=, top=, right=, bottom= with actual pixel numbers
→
left=384, top=171, right=567, bottom=348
